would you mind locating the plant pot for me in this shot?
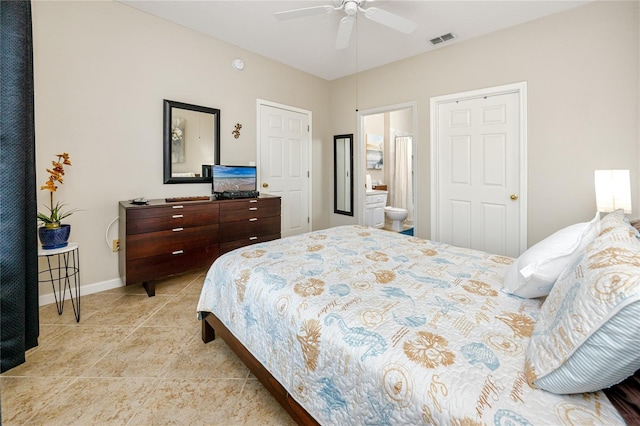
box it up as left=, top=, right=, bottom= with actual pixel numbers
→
left=38, top=224, right=71, bottom=249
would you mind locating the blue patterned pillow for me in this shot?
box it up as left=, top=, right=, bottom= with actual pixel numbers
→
left=525, top=210, right=640, bottom=393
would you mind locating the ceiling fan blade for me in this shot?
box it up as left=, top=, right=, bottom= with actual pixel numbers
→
left=335, top=16, right=354, bottom=50
left=363, top=7, right=417, bottom=34
left=274, top=5, right=334, bottom=20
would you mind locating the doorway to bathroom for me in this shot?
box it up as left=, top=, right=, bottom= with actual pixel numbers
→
left=358, top=102, right=418, bottom=235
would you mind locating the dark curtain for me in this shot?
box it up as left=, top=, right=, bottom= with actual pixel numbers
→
left=0, top=0, right=40, bottom=372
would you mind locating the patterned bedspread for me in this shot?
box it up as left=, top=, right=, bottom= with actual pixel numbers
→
left=197, top=225, right=623, bottom=425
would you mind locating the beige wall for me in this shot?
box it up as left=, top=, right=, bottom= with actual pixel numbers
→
left=330, top=0, right=640, bottom=246
left=32, top=0, right=331, bottom=298
left=33, top=1, right=639, bottom=300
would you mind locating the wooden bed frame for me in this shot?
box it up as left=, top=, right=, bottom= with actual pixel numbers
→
left=201, top=312, right=320, bottom=426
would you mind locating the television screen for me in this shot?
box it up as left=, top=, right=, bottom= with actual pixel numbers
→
left=212, top=165, right=257, bottom=193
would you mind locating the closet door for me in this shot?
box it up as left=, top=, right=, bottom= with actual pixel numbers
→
left=258, top=102, right=311, bottom=237
left=431, top=84, right=527, bottom=257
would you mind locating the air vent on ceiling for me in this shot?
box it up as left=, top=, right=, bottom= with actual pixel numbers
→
left=430, top=33, right=457, bottom=45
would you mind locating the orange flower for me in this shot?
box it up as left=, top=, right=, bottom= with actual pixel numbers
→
left=40, top=180, right=56, bottom=192
left=57, top=152, right=72, bottom=165
left=38, top=152, right=77, bottom=227
left=42, top=153, right=71, bottom=192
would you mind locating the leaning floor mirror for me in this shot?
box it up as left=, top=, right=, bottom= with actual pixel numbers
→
left=334, top=134, right=354, bottom=216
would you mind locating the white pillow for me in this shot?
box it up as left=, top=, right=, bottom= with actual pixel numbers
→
left=502, top=211, right=600, bottom=298
left=525, top=209, right=640, bottom=393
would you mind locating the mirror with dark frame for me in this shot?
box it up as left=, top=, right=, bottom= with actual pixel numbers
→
left=334, top=134, right=354, bottom=216
left=163, top=99, right=221, bottom=184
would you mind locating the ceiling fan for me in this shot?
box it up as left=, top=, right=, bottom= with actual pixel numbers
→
left=274, top=0, right=417, bottom=50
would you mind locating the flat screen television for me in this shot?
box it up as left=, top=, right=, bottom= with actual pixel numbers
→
left=212, top=165, right=257, bottom=194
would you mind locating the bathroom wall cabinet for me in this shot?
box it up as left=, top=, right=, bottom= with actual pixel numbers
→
left=364, top=191, right=387, bottom=228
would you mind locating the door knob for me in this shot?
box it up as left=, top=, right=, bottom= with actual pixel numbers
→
left=262, top=182, right=269, bottom=188
left=510, top=194, right=519, bottom=201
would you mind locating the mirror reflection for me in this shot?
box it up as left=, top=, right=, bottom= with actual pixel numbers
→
left=163, top=100, right=220, bottom=184
left=334, top=134, right=354, bottom=216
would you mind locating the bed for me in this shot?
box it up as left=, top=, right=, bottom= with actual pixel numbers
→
left=197, top=220, right=639, bottom=425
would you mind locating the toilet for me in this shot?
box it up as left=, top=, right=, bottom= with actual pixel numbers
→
left=384, top=206, right=408, bottom=232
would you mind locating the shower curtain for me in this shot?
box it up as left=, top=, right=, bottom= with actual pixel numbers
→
left=390, top=136, right=414, bottom=223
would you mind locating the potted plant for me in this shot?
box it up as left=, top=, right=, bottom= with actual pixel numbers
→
left=37, top=152, right=78, bottom=249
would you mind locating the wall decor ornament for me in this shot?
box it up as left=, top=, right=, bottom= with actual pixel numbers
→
left=233, top=123, right=242, bottom=139
left=37, top=152, right=78, bottom=249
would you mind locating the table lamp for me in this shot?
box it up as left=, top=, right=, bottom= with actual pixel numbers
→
left=594, top=169, right=632, bottom=215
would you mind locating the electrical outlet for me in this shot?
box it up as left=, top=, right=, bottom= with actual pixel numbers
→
left=112, top=239, right=120, bottom=252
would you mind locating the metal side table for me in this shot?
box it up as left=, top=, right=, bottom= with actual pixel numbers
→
left=38, top=242, right=81, bottom=322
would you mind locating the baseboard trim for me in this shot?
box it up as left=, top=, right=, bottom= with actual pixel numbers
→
left=39, top=277, right=124, bottom=306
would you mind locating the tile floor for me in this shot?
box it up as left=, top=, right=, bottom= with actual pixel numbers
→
left=0, top=269, right=296, bottom=425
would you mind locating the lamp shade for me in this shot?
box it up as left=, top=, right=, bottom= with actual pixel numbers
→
left=594, top=169, right=632, bottom=214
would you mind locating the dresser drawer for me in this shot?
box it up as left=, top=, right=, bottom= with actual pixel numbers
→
left=220, top=203, right=280, bottom=222
left=219, top=216, right=280, bottom=243
left=125, top=244, right=219, bottom=285
left=126, top=224, right=219, bottom=260
left=126, top=203, right=219, bottom=235
left=220, top=197, right=280, bottom=210
left=220, top=233, right=280, bottom=255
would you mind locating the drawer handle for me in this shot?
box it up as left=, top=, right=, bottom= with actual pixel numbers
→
left=249, top=218, right=258, bottom=222
left=172, top=228, right=183, bottom=232
left=249, top=199, right=258, bottom=203
left=249, top=236, right=258, bottom=241
left=172, top=214, right=184, bottom=218
left=172, top=205, right=184, bottom=209
left=172, top=250, right=184, bottom=255
left=249, top=207, right=258, bottom=211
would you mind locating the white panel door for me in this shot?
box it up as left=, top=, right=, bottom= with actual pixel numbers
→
left=259, top=104, right=310, bottom=237
left=436, top=91, right=522, bottom=256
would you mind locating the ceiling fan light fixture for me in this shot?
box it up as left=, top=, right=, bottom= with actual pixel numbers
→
left=344, top=1, right=358, bottom=16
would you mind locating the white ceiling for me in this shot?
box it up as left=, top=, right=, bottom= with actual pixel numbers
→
left=119, top=0, right=590, bottom=81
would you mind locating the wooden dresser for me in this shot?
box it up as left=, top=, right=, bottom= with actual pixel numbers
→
left=119, top=195, right=281, bottom=296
